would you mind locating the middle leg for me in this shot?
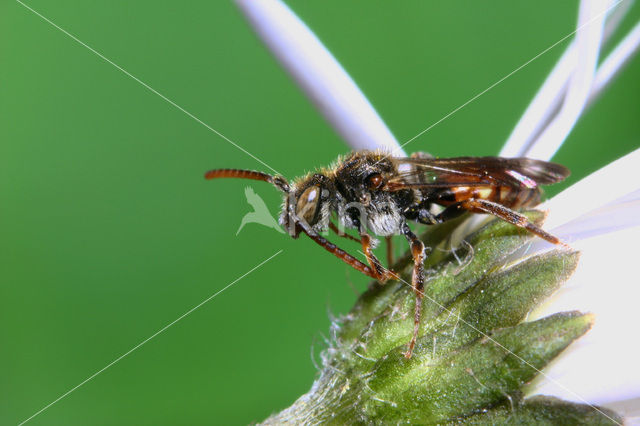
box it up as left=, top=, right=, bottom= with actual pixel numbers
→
left=385, top=236, right=394, bottom=267
left=401, top=222, right=426, bottom=359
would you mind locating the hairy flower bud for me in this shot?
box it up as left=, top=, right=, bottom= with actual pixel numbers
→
left=262, top=212, right=620, bottom=425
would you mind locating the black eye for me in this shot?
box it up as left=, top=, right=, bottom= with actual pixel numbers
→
left=296, top=185, right=322, bottom=225
left=366, top=173, right=384, bottom=190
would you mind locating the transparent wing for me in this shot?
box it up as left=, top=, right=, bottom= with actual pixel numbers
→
left=384, top=156, right=570, bottom=191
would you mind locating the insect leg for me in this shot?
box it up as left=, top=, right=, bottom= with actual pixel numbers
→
left=407, top=201, right=462, bottom=226
left=297, top=225, right=388, bottom=280
left=385, top=236, right=394, bottom=267
left=433, top=202, right=467, bottom=223
left=459, top=199, right=566, bottom=246
left=401, top=222, right=426, bottom=359
left=329, top=221, right=361, bottom=244
left=360, top=232, right=397, bottom=282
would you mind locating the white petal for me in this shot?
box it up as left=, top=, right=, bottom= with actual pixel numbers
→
left=235, top=0, right=404, bottom=154
left=524, top=0, right=607, bottom=161
left=499, top=42, right=576, bottom=159
left=501, top=0, right=633, bottom=160
left=538, top=147, right=640, bottom=236
left=588, top=19, right=640, bottom=106
left=524, top=148, right=640, bottom=407
left=526, top=226, right=640, bottom=407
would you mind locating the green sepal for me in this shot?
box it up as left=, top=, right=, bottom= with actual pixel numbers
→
left=364, top=312, right=593, bottom=423
left=262, top=211, right=622, bottom=425
left=453, top=395, right=621, bottom=425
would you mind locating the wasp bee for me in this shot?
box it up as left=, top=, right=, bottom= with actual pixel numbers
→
left=205, top=150, right=569, bottom=358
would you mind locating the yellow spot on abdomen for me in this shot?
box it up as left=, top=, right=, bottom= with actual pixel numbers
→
left=474, top=187, right=493, bottom=199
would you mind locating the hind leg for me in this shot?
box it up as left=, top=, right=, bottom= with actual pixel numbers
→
left=459, top=199, right=567, bottom=246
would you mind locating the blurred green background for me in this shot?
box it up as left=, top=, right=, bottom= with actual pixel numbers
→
left=1, top=1, right=639, bottom=424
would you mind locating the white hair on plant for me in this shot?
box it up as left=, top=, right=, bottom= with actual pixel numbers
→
left=236, top=0, right=640, bottom=420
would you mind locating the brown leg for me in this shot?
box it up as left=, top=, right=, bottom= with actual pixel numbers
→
left=459, top=199, right=568, bottom=247
left=360, top=232, right=398, bottom=282
left=297, top=224, right=385, bottom=281
left=329, top=222, right=361, bottom=244
left=401, top=222, right=426, bottom=359
left=385, top=236, right=394, bottom=267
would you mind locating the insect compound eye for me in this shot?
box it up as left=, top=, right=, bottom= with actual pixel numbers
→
left=366, top=173, right=384, bottom=190
left=296, top=185, right=322, bottom=226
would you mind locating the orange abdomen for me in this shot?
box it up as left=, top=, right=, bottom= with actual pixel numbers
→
left=446, top=185, right=541, bottom=209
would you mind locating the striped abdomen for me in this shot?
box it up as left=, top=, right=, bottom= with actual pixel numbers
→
left=436, top=185, right=542, bottom=209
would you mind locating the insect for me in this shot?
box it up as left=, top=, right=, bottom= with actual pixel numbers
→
left=205, top=150, right=570, bottom=358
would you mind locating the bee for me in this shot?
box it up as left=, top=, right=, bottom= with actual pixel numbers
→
left=205, top=150, right=570, bottom=358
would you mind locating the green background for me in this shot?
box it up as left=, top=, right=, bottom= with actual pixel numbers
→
left=2, top=1, right=639, bottom=424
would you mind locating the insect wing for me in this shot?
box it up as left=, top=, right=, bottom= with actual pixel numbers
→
left=385, top=156, right=569, bottom=191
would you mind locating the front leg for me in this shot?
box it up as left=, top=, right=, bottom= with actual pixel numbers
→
left=295, top=224, right=380, bottom=280
left=401, top=222, right=426, bottom=359
left=329, top=221, right=361, bottom=244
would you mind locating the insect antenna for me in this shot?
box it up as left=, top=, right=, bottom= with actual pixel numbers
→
left=205, top=168, right=290, bottom=193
